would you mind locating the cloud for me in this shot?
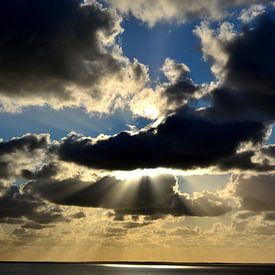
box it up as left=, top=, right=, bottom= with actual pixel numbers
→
left=161, top=58, right=201, bottom=108
left=195, top=11, right=275, bottom=122
left=0, top=0, right=150, bottom=115
left=235, top=174, right=275, bottom=211
left=218, top=150, right=274, bottom=172
left=170, top=226, right=201, bottom=236
left=122, top=221, right=151, bottom=229
left=262, top=144, right=275, bottom=158
left=194, top=21, right=236, bottom=79
left=263, top=212, right=275, bottom=221
left=239, top=4, right=266, bottom=22
left=108, top=0, right=268, bottom=27
left=21, top=163, right=59, bottom=180
left=27, top=174, right=231, bottom=217
left=0, top=185, right=66, bottom=225
left=128, top=58, right=203, bottom=119
left=0, top=134, right=50, bottom=181
left=215, top=11, right=275, bottom=118
left=57, top=107, right=266, bottom=170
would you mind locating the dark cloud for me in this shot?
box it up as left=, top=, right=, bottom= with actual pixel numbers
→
left=235, top=174, right=275, bottom=211
left=21, top=163, right=59, bottom=180
left=0, top=134, right=48, bottom=155
left=0, top=185, right=66, bottom=225
left=218, top=150, right=273, bottom=172
left=0, top=0, right=121, bottom=102
left=0, top=134, right=49, bottom=180
left=262, top=144, right=275, bottom=158
left=212, top=11, right=275, bottom=121
left=21, top=221, right=52, bottom=230
left=27, top=174, right=231, bottom=217
left=58, top=107, right=266, bottom=170
left=161, top=58, right=199, bottom=107
left=164, top=80, right=198, bottom=107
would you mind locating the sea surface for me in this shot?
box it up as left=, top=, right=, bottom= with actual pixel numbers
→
left=1, top=262, right=275, bottom=274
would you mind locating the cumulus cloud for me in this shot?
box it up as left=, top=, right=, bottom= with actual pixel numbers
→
left=195, top=11, right=275, bottom=122
left=128, top=58, right=204, bottom=119
left=0, top=0, right=151, bottom=116
left=239, top=4, right=266, bottom=22
left=214, top=12, right=275, bottom=119
left=108, top=0, right=268, bottom=27
left=161, top=58, right=202, bottom=109
left=26, top=174, right=231, bottom=217
left=194, top=21, right=236, bottom=79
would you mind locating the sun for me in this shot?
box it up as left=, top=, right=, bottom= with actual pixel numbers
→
left=112, top=167, right=216, bottom=180
left=112, top=168, right=183, bottom=180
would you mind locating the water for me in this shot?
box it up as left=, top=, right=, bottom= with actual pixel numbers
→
left=1, top=263, right=275, bottom=274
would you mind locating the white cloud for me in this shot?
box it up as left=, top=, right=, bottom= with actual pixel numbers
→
left=239, top=4, right=266, bottom=23
left=193, top=21, right=236, bottom=80
left=108, top=0, right=268, bottom=27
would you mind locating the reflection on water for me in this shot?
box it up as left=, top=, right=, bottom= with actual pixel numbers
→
left=0, top=263, right=275, bottom=274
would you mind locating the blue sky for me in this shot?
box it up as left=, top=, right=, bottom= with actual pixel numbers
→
left=120, top=16, right=214, bottom=84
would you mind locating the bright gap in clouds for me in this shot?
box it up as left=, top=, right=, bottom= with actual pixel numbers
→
left=112, top=168, right=216, bottom=180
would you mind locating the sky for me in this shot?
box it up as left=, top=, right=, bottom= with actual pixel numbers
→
left=1, top=0, right=275, bottom=263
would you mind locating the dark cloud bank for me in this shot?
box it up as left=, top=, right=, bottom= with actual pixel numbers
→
left=58, top=109, right=266, bottom=171
left=0, top=0, right=121, bottom=101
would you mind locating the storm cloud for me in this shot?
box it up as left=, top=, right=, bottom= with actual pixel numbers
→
left=0, top=0, right=149, bottom=114
left=57, top=107, right=266, bottom=171
left=209, top=11, right=275, bottom=121
left=0, top=0, right=117, bottom=93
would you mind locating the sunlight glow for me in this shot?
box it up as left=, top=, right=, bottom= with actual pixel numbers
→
left=112, top=167, right=218, bottom=180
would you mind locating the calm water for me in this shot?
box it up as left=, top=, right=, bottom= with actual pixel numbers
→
left=1, top=263, right=275, bottom=274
